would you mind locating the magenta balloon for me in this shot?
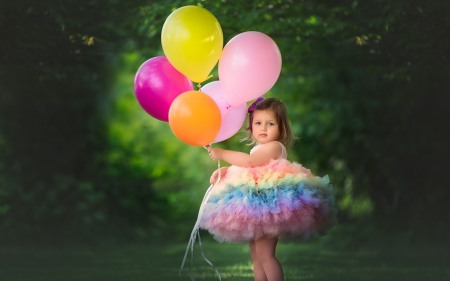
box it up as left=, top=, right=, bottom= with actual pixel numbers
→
left=134, top=56, right=193, bottom=121
left=219, top=31, right=282, bottom=107
left=202, top=81, right=229, bottom=119
left=213, top=102, right=247, bottom=143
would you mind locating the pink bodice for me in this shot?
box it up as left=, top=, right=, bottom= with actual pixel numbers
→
left=249, top=141, right=288, bottom=160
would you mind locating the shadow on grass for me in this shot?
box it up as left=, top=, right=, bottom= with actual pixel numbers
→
left=0, top=231, right=449, bottom=281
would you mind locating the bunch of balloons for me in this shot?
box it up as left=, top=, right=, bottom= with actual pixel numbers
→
left=134, top=5, right=282, bottom=146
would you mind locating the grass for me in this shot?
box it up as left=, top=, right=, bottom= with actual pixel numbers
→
left=0, top=233, right=449, bottom=281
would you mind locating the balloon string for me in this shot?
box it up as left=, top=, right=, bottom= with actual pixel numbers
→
left=179, top=144, right=221, bottom=280
left=197, top=75, right=214, bottom=91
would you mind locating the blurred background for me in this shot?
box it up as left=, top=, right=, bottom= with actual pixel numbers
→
left=0, top=0, right=449, bottom=280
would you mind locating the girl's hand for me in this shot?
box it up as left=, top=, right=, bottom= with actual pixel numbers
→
left=210, top=167, right=228, bottom=184
left=207, top=147, right=223, bottom=161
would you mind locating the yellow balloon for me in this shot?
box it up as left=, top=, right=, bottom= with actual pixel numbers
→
left=162, top=6, right=223, bottom=83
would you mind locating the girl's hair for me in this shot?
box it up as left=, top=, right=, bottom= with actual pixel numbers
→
left=241, top=97, right=294, bottom=149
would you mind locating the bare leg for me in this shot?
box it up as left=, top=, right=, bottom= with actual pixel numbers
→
left=249, top=240, right=268, bottom=281
left=255, top=237, right=284, bottom=281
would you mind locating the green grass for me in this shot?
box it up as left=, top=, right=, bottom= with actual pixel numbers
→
left=0, top=234, right=449, bottom=281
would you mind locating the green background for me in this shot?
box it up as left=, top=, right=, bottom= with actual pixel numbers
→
left=0, top=0, right=449, bottom=280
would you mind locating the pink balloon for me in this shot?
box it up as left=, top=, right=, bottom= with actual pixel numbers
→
left=219, top=31, right=282, bottom=107
left=134, top=56, right=193, bottom=122
left=214, top=102, right=247, bottom=143
left=201, top=81, right=247, bottom=142
left=202, top=81, right=229, bottom=119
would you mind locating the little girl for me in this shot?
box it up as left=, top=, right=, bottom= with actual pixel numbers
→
left=203, top=97, right=336, bottom=281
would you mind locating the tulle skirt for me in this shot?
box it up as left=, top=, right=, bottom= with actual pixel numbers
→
left=200, top=159, right=337, bottom=243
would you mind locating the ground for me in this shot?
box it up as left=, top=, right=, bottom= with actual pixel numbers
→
left=1, top=234, right=448, bottom=281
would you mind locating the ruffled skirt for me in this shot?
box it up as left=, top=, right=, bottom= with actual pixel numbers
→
left=199, top=159, right=337, bottom=243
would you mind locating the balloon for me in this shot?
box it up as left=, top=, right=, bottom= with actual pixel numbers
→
left=201, top=81, right=247, bottom=143
left=201, top=81, right=228, bottom=119
left=219, top=31, right=282, bottom=107
left=161, top=6, right=223, bottom=83
left=134, top=56, right=193, bottom=122
left=169, top=91, right=221, bottom=146
left=214, top=103, right=247, bottom=143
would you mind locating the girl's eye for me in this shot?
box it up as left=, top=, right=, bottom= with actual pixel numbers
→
left=255, top=122, right=261, bottom=125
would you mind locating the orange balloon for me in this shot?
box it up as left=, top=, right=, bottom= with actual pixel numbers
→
left=169, top=91, right=221, bottom=146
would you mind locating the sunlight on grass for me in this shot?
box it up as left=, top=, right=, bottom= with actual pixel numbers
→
left=221, top=262, right=254, bottom=278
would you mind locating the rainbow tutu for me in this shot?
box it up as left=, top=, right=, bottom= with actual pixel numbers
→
left=200, top=159, right=337, bottom=243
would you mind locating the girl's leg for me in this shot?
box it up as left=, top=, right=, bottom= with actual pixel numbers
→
left=254, top=237, right=284, bottom=281
left=249, top=240, right=268, bottom=281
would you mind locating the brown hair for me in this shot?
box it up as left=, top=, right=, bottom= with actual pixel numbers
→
left=241, top=97, right=294, bottom=149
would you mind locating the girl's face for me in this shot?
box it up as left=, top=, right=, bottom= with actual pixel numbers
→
left=251, top=109, right=280, bottom=144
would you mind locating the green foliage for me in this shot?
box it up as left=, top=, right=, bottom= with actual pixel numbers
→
left=0, top=0, right=449, bottom=244
left=0, top=0, right=163, bottom=243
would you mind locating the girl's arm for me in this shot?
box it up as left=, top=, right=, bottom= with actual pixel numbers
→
left=210, top=166, right=228, bottom=184
left=208, top=141, right=282, bottom=167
